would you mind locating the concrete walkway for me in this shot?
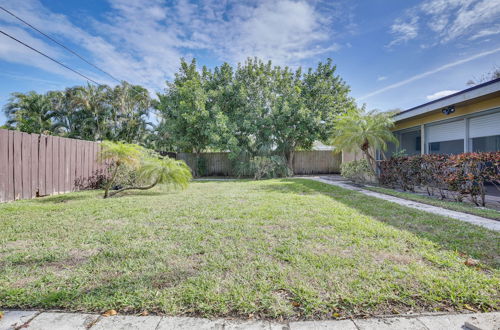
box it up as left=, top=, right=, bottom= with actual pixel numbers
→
left=1, top=310, right=499, bottom=330
left=308, top=176, right=500, bottom=232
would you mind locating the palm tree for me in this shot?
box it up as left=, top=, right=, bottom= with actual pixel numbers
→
left=3, top=91, right=54, bottom=134
left=107, top=157, right=192, bottom=197
left=99, top=141, right=144, bottom=198
left=109, top=82, right=152, bottom=143
left=73, top=84, right=110, bottom=140
left=330, top=108, right=398, bottom=176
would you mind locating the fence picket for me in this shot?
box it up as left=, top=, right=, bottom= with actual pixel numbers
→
left=0, top=130, right=7, bottom=202
left=31, top=134, right=39, bottom=198
left=39, top=136, right=46, bottom=196
left=21, top=133, right=32, bottom=200
left=13, top=131, right=22, bottom=200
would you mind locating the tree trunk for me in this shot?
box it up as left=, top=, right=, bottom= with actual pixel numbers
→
left=361, top=141, right=379, bottom=181
left=108, top=179, right=159, bottom=197
left=285, top=149, right=295, bottom=175
left=194, top=151, right=200, bottom=177
left=103, top=164, right=120, bottom=198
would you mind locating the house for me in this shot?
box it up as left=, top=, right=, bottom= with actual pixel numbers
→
left=384, top=77, right=500, bottom=158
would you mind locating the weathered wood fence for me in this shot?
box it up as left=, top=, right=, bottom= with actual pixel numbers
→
left=177, top=151, right=341, bottom=176
left=0, top=129, right=105, bottom=202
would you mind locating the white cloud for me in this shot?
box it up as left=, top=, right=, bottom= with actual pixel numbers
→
left=377, top=76, right=387, bottom=81
left=426, top=90, right=459, bottom=100
left=388, top=0, right=500, bottom=46
left=215, top=1, right=336, bottom=64
left=0, top=0, right=348, bottom=93
left=388, top=16, right=419, bottom=47
left=359, top=46, right=500, bottom=100
left=469, top=25, right=500, bottom=40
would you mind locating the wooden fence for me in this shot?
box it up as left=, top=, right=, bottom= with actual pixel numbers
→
left=293, top=151, right=341, bottom=174
left=177, top=151, right=341, bottom=176
left=0, top=129, right=105, bottom=203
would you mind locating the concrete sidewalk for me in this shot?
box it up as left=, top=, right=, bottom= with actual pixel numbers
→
left=1, top=310, right=499, bottom=330
left=308, top=176, right=500, bottom=232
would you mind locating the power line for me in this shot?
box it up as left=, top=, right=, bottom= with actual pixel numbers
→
left=0, top=29, right=102, bottom=85
left=0, top=5, right=122, bottom=84
left=0, top=7, right=148, bottom=100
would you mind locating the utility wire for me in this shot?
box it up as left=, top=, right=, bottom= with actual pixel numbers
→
left=0, top=5, right=122, bottom=84
left=0, top=7, right=149, bottom=101
left=0, top=29, right=102, bottom=85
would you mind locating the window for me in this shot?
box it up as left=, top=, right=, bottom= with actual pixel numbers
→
left=381, top=127, right=421, bottom=159
left=469, top=111, right=500, bottom=152
left=429, top=139, right=464, bottom=154
left=426, top=120, right=464, bottom=155
left=400, top=130, right=421, bottom=155
left=471, top=135, right=500, bottom=152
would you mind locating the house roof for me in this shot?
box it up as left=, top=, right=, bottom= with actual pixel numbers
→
left=394, top=77, right=500, bottom=122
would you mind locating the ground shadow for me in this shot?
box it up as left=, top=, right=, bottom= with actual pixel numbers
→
left=31, top=193, right=94, bottom=204
left=257, top=178, right=500, bottom=269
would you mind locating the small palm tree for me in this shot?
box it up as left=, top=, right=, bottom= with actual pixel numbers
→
left=330, top=108, right=398, bottom=176
left=108, top=157, right=192, bottom=197
left=100, top=141, right=144, bottom=198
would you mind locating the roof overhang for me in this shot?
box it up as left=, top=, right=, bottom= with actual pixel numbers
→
left=394, top=78, right=500, bottom=122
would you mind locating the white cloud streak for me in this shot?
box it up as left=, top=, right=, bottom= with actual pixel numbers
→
left=359, top=46, right=500, bottom=100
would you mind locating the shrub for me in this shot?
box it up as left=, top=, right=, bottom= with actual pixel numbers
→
left=341, top=159, right=373, bottom=184
left=196, top=157, right=207, bottom=177
left=379, top=152, right=500, bottom=206
left=99, top=141, right=192, bottom=198
left=236, top=155, right=292, bottom=180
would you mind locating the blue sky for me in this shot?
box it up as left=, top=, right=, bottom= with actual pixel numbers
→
left=1, top=0, right=500, bottom=124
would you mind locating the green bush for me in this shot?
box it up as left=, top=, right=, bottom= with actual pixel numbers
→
left=341, top=159, right=372, bottom=184
left=236, top=155, right=292, bottom=180
left=196, top=157, right=208, bottom=177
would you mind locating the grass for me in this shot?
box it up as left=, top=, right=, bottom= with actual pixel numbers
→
left=1, top=179, right=499, bottom=320
left=365, top=186, right=500, bottom=221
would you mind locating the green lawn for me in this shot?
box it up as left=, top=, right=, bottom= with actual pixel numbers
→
left=1, top=179, right=499, bottom=320
left=365, top=186, right=500, bottom=221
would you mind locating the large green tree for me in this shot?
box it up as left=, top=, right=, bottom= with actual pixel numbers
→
left=271, top=59, right=355, bottom=169
left=156, top=59, right=229, bottom=174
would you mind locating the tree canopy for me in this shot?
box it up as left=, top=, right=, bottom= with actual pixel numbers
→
left=4, top=57, right=357, bottom=174
left=155, top=57, right=356, bottom=172
left=3, top=82, right=152, bottom=144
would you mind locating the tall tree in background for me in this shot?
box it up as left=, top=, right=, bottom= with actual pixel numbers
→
left=272, top=59, right=355, bottom=169
left=109, top=82, right=152, bottom=143
left=72, top=84, right=111, bottom=141
left=155, top=57, right=356, bottom=174
left=467, top=66, right=500, bottom=86
left=3, top=91, right=53, bottom=134
left=156, top=59, right=229, bottom=174
left=229, top=58, right=276, bottom=158
left=4, top=82, right=153, bottom=144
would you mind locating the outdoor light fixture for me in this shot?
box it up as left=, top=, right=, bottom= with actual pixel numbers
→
left=442, top=106, right=455, bottom=115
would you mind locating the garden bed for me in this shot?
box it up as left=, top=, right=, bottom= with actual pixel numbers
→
left=365, top=186, right=500, bottom=221
left=1, top=179, right=499, bottom=320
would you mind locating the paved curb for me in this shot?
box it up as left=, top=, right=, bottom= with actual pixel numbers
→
left=309, top=177, right=500, bottom=232
left=1, top=311, right=498, bottom=330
